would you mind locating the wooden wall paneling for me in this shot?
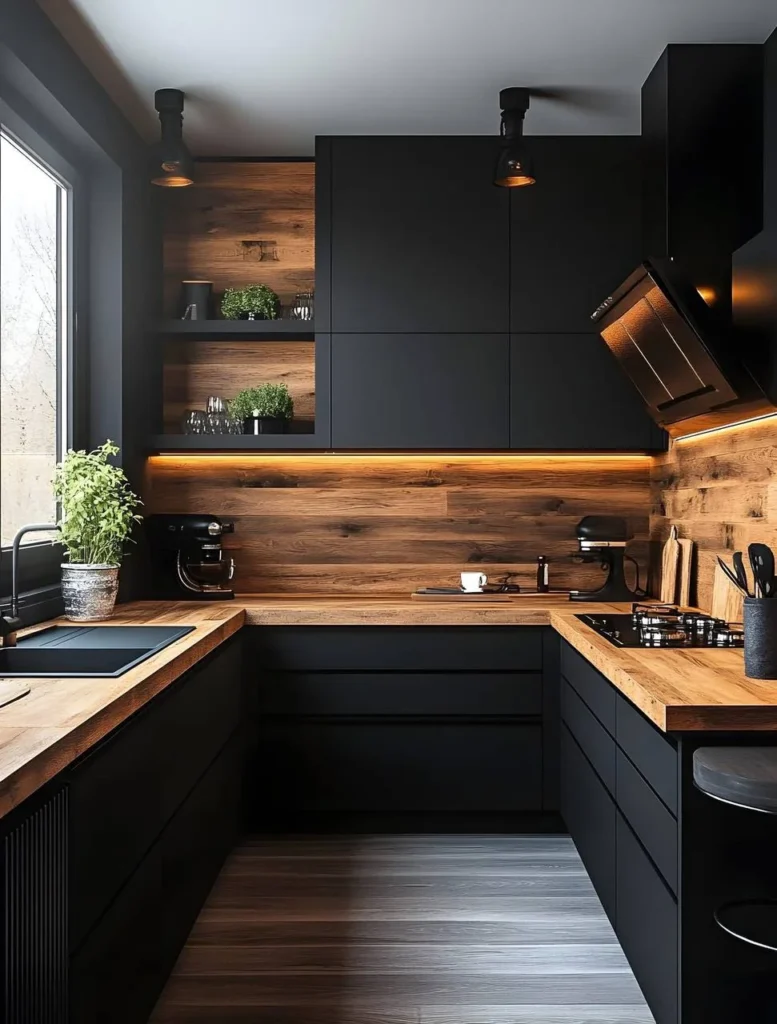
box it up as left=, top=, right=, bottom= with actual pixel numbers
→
left=650, top=417, right=777, bottom=612
left=145, top=455, right=652, bottom=594
left=162, top=161, right=315, bottom=316
left=162, top=340, right=315, bottom=433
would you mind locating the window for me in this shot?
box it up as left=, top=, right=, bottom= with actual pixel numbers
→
left=0, top=130, right=70, bottom=547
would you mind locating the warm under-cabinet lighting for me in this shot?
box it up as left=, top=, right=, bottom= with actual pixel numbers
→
left=147, top=452, right=654, bottom=465
left=674, top=411, right=777, bottom=443
left=695, top=285, right=717, bottom=306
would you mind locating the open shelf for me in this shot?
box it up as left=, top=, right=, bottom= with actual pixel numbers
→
left=148, top=434, right=323, bottom=452
left=153, top=319, right=314, bottom=340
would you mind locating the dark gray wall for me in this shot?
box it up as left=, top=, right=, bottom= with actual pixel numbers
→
left=0, top=0, right=159, bottom=599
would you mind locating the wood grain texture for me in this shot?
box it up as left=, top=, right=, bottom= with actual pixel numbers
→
left=651, top=417, right=777, bottom=612
left=659, top=526, right=680, bottom=604
left=0, top=602, right=244, bottom=821
left=710, top=563, right=745, bottom=623
left=162, top=161, right=314, bottom=314
left=162, top=340, right=315, bottom=433
left=149, top=835, right=654, bottom=1023
left=145, top=455, right=652, bottom=594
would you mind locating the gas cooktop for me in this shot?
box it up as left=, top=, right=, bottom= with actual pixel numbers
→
left=578, top=603, right=744, bottom=649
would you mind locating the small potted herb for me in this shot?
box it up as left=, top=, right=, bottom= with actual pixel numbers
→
left=53, top=441, right=143, bottom=621
left=221, top=284, right=280, bottom=321
left=228, top=383, right=294, bottom=434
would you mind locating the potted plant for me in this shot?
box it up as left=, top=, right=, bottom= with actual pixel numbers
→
left=53, top=441, right=143, bottom=621
left=228, top=383, right=294, bottom=434
left=221, top=284, right=280, bottom=321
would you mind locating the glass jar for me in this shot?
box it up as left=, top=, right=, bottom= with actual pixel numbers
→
left=288, top=290, right=314, bottom=321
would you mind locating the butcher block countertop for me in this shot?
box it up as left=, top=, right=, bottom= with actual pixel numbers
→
left=0, top=593, right=775, bottom=821
left=0, top=602, right=244, bottom=821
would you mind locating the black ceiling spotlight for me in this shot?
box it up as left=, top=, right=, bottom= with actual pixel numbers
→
left=150, top=88, right=194, bottom=188
left=494, top=87, right=536, bottom=188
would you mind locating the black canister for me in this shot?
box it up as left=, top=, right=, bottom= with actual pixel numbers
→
left=744, top=597, right=777, bottom=679
left=180, top=280, right=213, bottom=320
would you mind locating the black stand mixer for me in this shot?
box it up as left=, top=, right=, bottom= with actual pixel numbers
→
left=569, top=515, right=641, bottom=603
left=147, top=514, right=236, bottom=600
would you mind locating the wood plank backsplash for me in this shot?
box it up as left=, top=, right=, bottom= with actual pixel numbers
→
left=651, top=417, right=777, bottom=612
left=144, top=455, right=651, bottom=594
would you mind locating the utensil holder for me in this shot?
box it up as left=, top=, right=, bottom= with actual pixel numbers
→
left=744, top=598, right=777, bottom=679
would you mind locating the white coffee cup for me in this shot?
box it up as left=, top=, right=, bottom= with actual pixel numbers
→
left=461, top=572, right=487, bottom=593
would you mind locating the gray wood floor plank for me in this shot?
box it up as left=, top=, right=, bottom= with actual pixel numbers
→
left=150, top=834, right=655, bottom=1024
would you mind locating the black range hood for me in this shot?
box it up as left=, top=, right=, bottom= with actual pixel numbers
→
left=591, top=258, right=776, bottom=437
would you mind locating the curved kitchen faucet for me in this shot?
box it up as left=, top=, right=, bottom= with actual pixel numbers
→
left=0, top=523, right=58, bottom=647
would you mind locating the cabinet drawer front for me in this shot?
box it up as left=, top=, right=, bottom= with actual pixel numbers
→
left=617, top=697, right=678, bottom=814
left=258, top=721, right=542, bottom=813
left=560, top=724, right=616, bottom=924
left=561, top=679, right=616, bottom=795
left=617, top=813, right=678, bottom=1024
left=561, top=642, right=616, bottom=734
left=617, top=750, right=678, bottom=894
left=250, top=627, right=543, bottom=672
left=257, top=672, right=542, bottom=717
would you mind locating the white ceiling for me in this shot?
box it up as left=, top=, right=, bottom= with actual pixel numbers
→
left=41, top=0, right=776, bottom=155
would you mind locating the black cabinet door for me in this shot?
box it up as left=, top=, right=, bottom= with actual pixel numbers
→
left=560, top=723, right=617, bottom=925
left=332, top=334, right=509, bottom=448
left=510, top=137, right=641, bottom=333
left=510, top=334, right=664, bottom=449
left=329, top=137, right=509, bottom=333
left=616, top=813, right=678, bottom=1024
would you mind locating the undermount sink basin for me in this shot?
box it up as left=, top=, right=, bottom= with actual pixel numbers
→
left=0, top=625, right=194, bottom=678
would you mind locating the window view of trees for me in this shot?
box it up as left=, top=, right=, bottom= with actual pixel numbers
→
left=0, top=133, right=62, bottom=546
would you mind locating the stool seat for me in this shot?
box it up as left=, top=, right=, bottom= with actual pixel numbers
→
left=694, top=747, right=777, bottom=813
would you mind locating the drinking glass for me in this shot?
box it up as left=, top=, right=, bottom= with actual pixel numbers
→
left=183, top=410, right=205, bottom=434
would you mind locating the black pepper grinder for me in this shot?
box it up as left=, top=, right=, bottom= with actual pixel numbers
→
left=536, top=555, right=549, bottom=593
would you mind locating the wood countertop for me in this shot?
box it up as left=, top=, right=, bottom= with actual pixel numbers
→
left=0, top=602, right=244, bottom=821
left=1, top=592, right=776, bottom=821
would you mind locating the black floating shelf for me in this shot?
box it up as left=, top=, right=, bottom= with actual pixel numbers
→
left=152, top=320, right=314, bottom=340
left=148, top=434, right=322, bottom=452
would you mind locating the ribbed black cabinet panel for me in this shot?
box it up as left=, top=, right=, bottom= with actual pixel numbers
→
left=510, top=138, right=641, bottom=333
left=3, top=786, right=68, bottom=1024
left=331, top=334, right=509, bottom=448
left=510, top=334, right=664, bottom=450
left=329, top=137, right=508, bottom=333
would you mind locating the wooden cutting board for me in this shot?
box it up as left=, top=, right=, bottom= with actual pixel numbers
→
left=711, top=563, right=745, bottom=623
left=0, top=681, right=30, bottom=709
left=660, top=526, right=681, bottom=605
left=677, top=537, right=694, bottom=609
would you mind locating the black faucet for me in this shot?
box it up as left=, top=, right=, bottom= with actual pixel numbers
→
left=0, top=523, right=58, bottom=648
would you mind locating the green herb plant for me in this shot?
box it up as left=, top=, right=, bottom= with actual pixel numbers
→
left=228, top=383, right=294, bottom=422
left=221, top=284, right=280, bottom=320
left=52, top=441, right=143, bottom=565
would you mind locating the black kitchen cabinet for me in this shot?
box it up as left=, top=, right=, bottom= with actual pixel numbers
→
left=68, top=638, right=244, bottom=1024
left=327, top=137, right=509, bottom=333
left=617, top=813, right=678, bottom=1024
left=331, top=333, right=509, bottom=448
left=510, top=333, right=664, bottom=450
left=560, top=722, right=617, bottom=925
left=247, top=626, right=550, bottom=822
left=510, top=137, right=642, bottom=333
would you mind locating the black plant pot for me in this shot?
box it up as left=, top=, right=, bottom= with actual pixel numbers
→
left=237, top=311, right=272, bottom=321
left=744, top=597, right=777, bottom=679
left=244, top=416, right=289, bottom=435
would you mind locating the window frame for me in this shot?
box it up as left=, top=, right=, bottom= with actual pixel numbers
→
left=0, top=99, right=83, bottom=621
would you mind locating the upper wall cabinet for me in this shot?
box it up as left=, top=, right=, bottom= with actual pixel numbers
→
left=510, top=138, right=642, bottom=333
left=325, top=137, right=509, bottom=333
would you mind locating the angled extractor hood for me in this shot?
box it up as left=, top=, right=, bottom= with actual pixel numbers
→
left=591, top=258, right=776, bottom=437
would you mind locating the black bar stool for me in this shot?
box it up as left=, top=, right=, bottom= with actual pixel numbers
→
left=694, top=747, right=777, bottom=952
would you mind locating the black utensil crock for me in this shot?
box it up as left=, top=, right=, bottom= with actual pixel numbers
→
left=744, top=597, right=777, bottom=679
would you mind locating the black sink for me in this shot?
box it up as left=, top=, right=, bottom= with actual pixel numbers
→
left=0, top=625, right=194, bottom=678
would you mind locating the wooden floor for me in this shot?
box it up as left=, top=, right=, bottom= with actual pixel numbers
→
left=149, top=835, right=655, bottom=1023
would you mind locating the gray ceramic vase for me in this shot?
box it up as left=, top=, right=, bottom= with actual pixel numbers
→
left=744, top=597, right=777, bottom=679
left=61, top=564, right=120, bottom=622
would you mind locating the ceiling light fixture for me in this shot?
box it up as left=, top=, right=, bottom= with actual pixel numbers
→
left=150, top=89, right=194, bottom=188
left=494, top=87, right=536, bottom=188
